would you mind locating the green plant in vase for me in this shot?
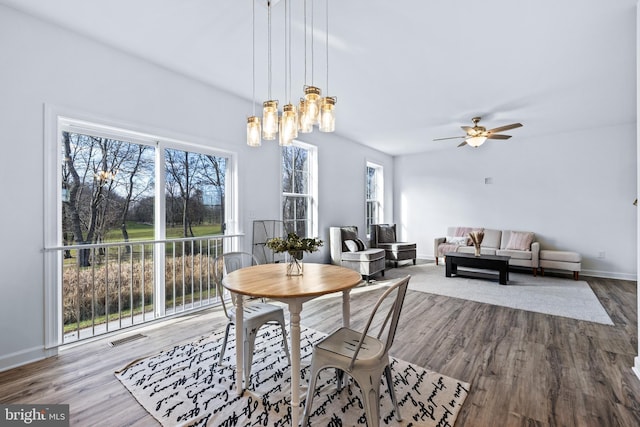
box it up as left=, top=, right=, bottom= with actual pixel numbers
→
left=266, top=232, right=323, bottom=276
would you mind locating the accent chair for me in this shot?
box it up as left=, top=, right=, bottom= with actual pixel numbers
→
left=370, top=223, right=417, bottom=268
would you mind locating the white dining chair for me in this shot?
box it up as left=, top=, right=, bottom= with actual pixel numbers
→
left=302, top=275, right=410, bottom=427
left=213, top=252, right=291, bottom=387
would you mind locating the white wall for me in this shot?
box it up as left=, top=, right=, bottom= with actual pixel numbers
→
left=0, top=6, right=393, bottom=370
left=394, top=125, right=637, bottom=279
left=633, top=0, right=640, bottom=383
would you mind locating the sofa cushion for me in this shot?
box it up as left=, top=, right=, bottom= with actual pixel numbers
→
left=378, top=242, right=417, bottom=251
left=480, top=229, right=502, bottom=248
left=540, top=250, right=581, bottom=263
left=341, top=248, right=385, bottom=262
left=496, top=249, right=533, bottom=260
left=457, top=246, right=497, bottom=256
left=504, top=231, right=534, bottom=251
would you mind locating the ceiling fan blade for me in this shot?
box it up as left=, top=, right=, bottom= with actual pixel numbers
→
left=433, top=136, right=466, bottom=141
left=487, top=134, right=512, bottom=140
left=457, top=141, right=468, bottom=147
left=487, top=123, right=522, bottom=133
left=461, top=126, right=473, bottom=133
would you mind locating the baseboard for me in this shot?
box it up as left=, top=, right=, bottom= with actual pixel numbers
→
left=0, top=346, right=55, bottom=373
left=581, top=269, right=637, bottom=281
left=633, top=357, right=640, bottom=382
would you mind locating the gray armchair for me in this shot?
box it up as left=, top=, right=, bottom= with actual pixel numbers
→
left=370, top=223, right=417, bottom=267
left=329, top=226, right=385, bottom=281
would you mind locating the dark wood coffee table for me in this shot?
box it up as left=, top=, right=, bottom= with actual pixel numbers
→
left=444, top=252, right=511, bottom=285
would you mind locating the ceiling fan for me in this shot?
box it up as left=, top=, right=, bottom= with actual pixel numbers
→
left=434, top=117, right=523, bottom=148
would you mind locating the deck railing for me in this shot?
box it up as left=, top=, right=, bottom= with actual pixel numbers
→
left=55, top=234, right=240, bottom=344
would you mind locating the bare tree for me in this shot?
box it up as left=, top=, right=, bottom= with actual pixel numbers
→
left=165, top=149, right=195, bottom=238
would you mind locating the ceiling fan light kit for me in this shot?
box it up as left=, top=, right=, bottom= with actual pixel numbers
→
left=435, top=116, right=523, bottom=148
left=465, top=136, right=487, bottom=148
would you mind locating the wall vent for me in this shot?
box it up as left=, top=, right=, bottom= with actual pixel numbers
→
left=109, top=333, right=147, bottom=347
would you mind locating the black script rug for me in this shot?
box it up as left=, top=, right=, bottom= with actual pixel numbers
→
left=115, top=324, right=470, bottom=426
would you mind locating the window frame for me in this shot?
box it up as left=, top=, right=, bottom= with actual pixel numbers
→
left=44, top=105, right=237, bottom=349
left=365, top=161, right=384, bottom=236
left=280, top=140, right=318, bottom=238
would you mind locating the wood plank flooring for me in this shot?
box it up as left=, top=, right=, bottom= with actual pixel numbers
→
left=0, top=274, right=638, bottom=426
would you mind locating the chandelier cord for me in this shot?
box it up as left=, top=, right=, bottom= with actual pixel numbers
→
left=288, top=0, right=292, bottom=103
left=284, top=0, right=288, bottom=103
left=325, top=0, right=329, bottom=95
left=303, top=0, right=307, bottom=86
left=252, top=0, right=256, bottom=116
left=268, top=0, right=272, bottom=100
left=310, top=0, right=314, bottom=86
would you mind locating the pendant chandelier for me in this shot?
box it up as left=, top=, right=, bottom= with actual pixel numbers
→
left=246, top=0, right=337, bottom=147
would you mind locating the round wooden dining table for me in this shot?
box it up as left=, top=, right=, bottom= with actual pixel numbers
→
left=222, top=262, right=362, bottom=426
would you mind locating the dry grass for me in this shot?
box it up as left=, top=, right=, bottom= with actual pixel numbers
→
left=62, top=253, right=219, bottom=325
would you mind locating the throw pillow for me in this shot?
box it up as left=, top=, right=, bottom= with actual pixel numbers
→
left=378, top=225, right=396, bottom=243
left=344, top=240, right=359, bottom=252
left=345, top=239, right=366, bottom=252
left=505, top=231, right=534, bottom=251
left=446, top=236, right=467, bottom=245
left=355, top=238, right=367, bottom=250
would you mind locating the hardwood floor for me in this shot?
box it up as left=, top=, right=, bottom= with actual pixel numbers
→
left=0, top=274, right=638, bottom=426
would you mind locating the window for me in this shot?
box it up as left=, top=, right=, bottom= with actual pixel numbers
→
left=61, top=131, right=156, bottom=263
left=366, top=162, right=383, bottom=233
left=164, top=148, right=228, bottom=237
left=45, top=111, right=236, bottom=346
left=281, top=141, right=318, bottom=237
left=61, top=130, right=230, bottom=247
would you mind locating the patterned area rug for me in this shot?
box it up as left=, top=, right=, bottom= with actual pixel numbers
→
left=116, top=324, right=470, bottom=426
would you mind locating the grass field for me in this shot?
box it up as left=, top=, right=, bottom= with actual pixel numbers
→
left=104, top=221, right=223, bottom=242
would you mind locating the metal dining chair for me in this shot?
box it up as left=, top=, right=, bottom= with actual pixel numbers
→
left=302, top=275, right=411, bottom=427
left=213, top=252, right=291, bottom=387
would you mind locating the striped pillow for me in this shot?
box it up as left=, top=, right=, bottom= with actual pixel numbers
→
left=344, top=239, right=366, bottom=252
left=505, top=231, right=533, bottom=251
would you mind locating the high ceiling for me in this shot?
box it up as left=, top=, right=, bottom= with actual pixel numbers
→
left=2, top=0, right=636, bottom=155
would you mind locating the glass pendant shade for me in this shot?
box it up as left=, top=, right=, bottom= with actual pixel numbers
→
left=319, top=97, right=336, bottom=132
left=246, top=116, right=262, bottom=147
left=279, top=119, right=293, bottom=146
left=466, top=136, right=487, bottom=148
left=262, top=100, right=279, bottom=140
left=281, top=103, right=298, bottom=142
left=304, top=86, right=321, bottom=125
left=297, top=99, right=313, bottom=133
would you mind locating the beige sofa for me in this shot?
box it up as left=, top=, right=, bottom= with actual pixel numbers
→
left=434, top=226, right=539, bottom=275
